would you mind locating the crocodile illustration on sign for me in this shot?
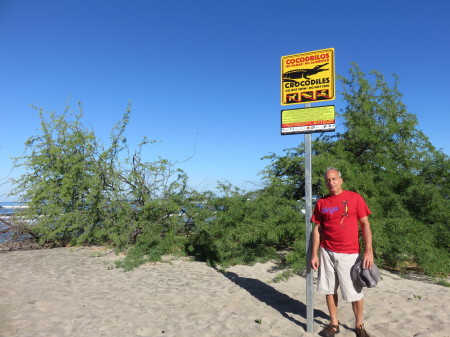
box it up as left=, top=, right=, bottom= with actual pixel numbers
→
left=282, top=63, right=329, bottom=82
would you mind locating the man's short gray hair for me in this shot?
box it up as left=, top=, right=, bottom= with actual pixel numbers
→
left=324, top=167, right=342, bottom=179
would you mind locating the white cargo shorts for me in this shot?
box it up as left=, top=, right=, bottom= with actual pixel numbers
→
left=317, top=246, right=363, bottom=302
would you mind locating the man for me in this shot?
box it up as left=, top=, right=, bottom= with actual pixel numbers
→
left=311, top=168, right=374, bottom=337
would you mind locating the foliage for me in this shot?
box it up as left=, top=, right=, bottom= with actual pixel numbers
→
left=10, top=103, right=303, bottom=271
left=11, top=105, right=103, bottom=246
left=9, top=64, right=449, bottom=276
left=185, top=182, right=304, bottom=268
left=11, top=103, right=191, bottom=258
left=261, top=64, right=450, bottom=275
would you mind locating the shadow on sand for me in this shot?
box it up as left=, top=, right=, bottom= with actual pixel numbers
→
left=223, top=271, right=329, bottom=331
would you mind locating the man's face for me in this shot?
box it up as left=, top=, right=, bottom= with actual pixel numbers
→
left=325, top=170, right=343, bottom=195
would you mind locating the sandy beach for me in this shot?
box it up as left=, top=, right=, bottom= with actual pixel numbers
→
left=0, top=247, right=448, bottom=337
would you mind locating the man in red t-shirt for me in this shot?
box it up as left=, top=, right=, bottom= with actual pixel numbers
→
left=311, top=168, right=374, bottom=337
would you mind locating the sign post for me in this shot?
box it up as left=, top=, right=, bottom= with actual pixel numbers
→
left=304, top=103, right=314, bottom=333
left=280, top=48, right=335, bottom=334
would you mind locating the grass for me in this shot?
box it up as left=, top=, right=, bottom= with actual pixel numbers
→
left=272, top=270, right=293, bottom=283
left=434, top=278, right=450, bottom=287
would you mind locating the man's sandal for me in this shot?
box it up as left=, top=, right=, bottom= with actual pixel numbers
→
left=355, top=324, right=370, bottom=337
left=319, top=323, right=340, bottom=337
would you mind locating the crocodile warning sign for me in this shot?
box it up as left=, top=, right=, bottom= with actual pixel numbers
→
left=281, top=48, right=335, bottom=105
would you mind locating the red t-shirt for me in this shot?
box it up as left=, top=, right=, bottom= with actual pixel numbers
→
left=311, top=190, right=371, bottom=254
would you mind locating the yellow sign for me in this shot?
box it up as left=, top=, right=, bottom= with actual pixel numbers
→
left=281, top=105, right=335, bottom=135
left=281, top=48, right=335, bottom=105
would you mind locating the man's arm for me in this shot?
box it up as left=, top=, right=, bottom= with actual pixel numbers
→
left=310, top=222, right=321, bottom=270
left=359, top=216, right=374, bottom=269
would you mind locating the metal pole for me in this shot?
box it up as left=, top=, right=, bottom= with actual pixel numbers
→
left=304, top=102, right=314, bottom=333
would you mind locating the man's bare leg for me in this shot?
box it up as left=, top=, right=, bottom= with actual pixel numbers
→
left=326, top=294, right=339, bottom=326
left=352, top=298, right=364, bottom=328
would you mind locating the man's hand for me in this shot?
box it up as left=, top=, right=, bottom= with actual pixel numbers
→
left=363, top=250, right=374, bottom=269
left=359, top=216, right=374, bottom=269
left=311, top=255, right=319, bottom=270
left=310, top=223, right=321, bottom=271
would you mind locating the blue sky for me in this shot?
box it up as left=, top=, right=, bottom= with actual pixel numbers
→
left=1, top=0, right=449, bottom=200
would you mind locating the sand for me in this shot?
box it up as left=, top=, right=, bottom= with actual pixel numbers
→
left=0, top=247, right=448, bottom=337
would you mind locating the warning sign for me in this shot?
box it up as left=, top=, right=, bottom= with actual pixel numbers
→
left=281, top=48, right=335, bottom=105
left=281, top=105, right=335, bottom=135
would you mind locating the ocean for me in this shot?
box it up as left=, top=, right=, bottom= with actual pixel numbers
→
left=0, top=202, right=27, bottom=243
left=0, top=201, right=26, bottom=215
